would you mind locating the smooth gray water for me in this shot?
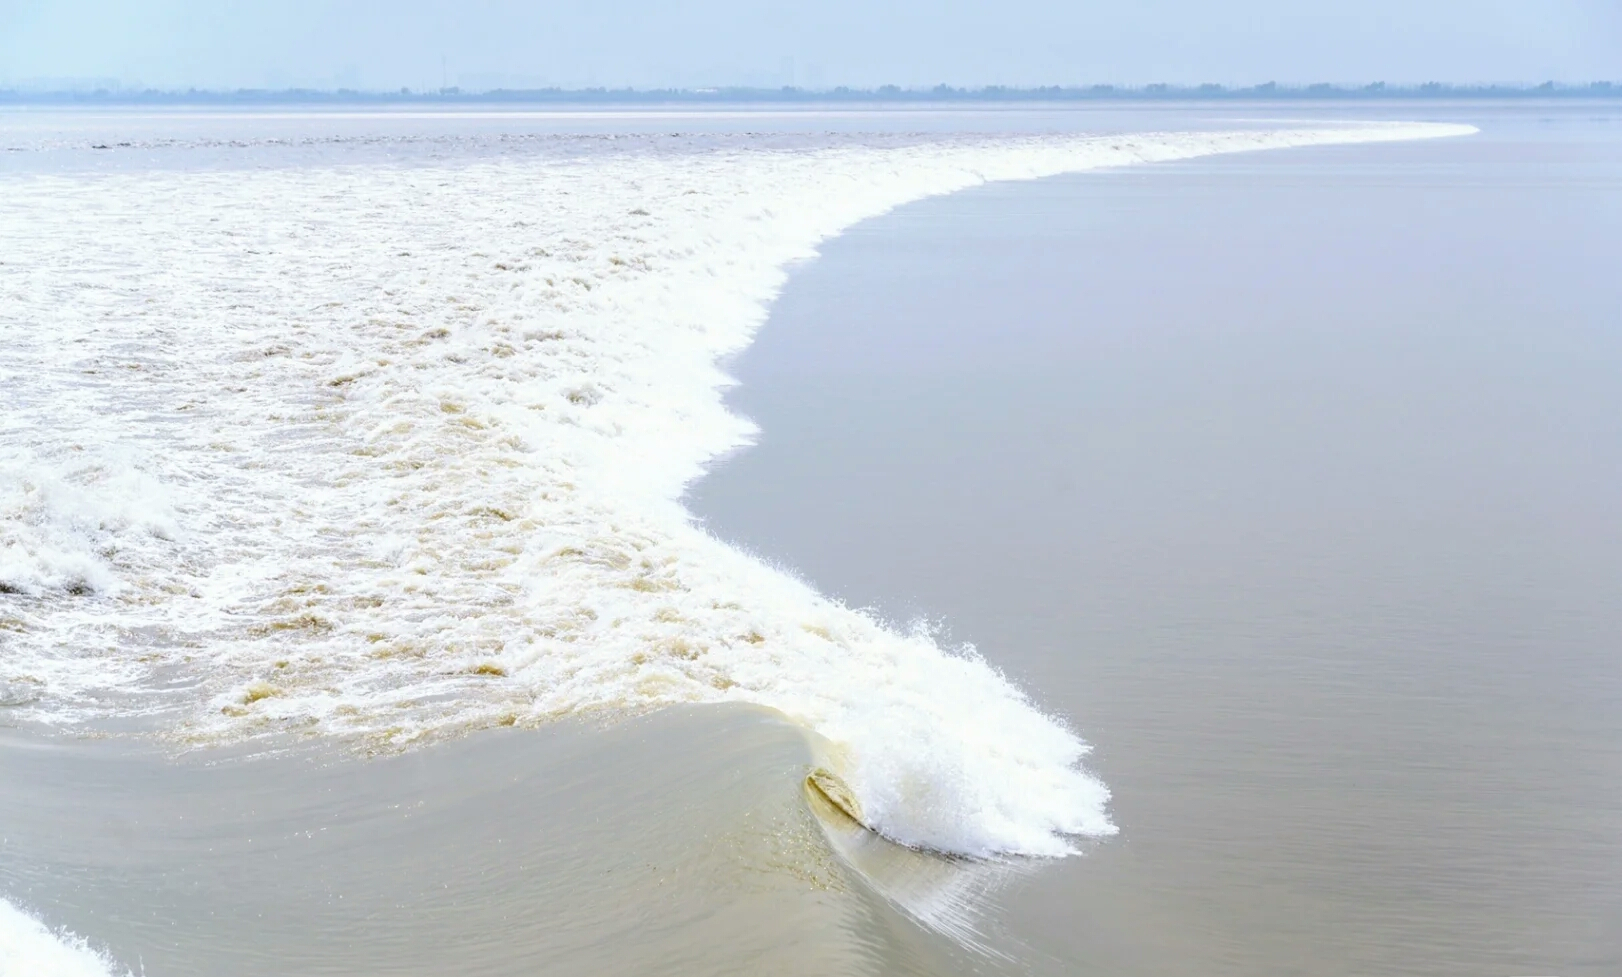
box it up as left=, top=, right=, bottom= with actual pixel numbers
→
left=1, top=708, right=996, bottom=976
left=691, top=106, right=1622, bottom=975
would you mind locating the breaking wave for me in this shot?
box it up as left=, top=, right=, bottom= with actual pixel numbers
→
left=0, top=122, right=1474, bottom=858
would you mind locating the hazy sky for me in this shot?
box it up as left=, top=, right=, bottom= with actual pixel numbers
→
left=2, top=0, right=1617, bottom=91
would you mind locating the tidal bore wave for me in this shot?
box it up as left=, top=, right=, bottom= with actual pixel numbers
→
left=0, top=121, right=1476, bottom=975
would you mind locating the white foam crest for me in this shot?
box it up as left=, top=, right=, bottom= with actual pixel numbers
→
left=0, top=446, right=180, bottom=596
left=0, top=121, right=1475, bottom=855
left=0, top=899, right=126, bottom=977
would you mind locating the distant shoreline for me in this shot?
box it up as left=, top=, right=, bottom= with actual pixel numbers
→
left=2, top=81, right=1618, bottom=106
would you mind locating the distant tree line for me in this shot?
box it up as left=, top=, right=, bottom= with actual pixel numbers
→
left=3, top=81, right=1618, bottom=104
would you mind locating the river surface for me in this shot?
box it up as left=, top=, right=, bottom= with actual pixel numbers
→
left=3, top=101, right=1615, bottom=975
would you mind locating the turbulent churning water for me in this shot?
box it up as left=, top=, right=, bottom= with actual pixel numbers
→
left=0, top=119, right=1473, bottom=974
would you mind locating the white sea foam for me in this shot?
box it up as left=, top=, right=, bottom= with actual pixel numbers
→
left=0, top=898, right=123, bottom=977
left=0, top=121, right=1475, bottom=856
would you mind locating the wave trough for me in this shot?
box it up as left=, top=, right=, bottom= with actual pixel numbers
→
left=0, top=122, right=1474, bottom=860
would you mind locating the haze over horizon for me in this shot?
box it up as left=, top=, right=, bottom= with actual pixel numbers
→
left=2, top=0, right=1618, bottom=93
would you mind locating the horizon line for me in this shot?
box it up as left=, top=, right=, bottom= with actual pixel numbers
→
left=2, top=80, right=1619, bottom=105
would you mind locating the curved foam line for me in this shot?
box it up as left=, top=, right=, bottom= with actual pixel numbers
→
left=0, top=121, right=1475, bottom=857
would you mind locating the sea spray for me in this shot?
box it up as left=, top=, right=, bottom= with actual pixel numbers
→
left=0, top=899, right=124, bottom=977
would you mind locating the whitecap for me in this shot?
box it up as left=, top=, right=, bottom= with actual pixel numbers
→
left=0, top=899, right=125, bottom=977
